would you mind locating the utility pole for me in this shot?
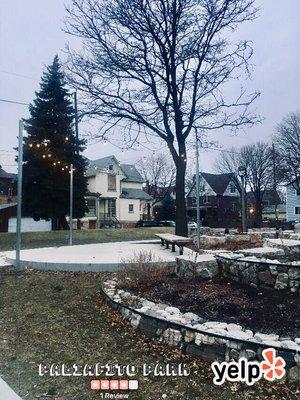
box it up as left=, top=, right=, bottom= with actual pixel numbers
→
left=16, top=120, right=24, bottom=271
left=69, top=164, right=74, bottom=246
left=238, top=166, right=247, bottom=233
left=195, top=132, right=201, bottom=250
left=272, top=143, right=279, bottom=223
left=73, top=91, right=79, bottom=153
left=73, top=91, right=81, bottom=230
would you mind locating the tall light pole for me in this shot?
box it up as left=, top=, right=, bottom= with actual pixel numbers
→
left=195, top=131, right=201, bottom=250
left=16, top=120, right=24, bottom=271
left=69, top=164, right=74, bottom=246
left=238, top=165, right=247, bottom=233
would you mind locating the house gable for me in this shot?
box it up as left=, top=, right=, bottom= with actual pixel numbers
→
left=187, top=172, right=239, bottom=198
left=223, top=178, right=240, bottom=197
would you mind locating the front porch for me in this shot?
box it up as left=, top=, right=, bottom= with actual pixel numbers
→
left=85, top=195, right=120, bottom=229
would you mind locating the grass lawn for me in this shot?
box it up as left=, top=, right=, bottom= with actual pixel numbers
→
left=0, top=269, right=297, bottom=400
left=0, top=227, right=174, bottom=251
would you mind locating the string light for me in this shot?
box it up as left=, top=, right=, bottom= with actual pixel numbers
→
left=26, top=138, right=74, bottom=173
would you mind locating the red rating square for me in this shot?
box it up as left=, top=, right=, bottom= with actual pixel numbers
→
left=100, top=380, right=110, bottom=390
left=119, top=380, right=129, bottom=390
left=90, top=380, right=101, bottom=390
left=110, top=380, right=119, bottom=390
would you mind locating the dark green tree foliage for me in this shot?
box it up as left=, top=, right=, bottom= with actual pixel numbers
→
left=158, top=194, right=176, bottom=221
left=22, top=56, right=88, bottom=228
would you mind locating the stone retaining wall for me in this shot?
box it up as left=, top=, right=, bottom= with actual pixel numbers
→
left=216, top=254, right=300, bottom=295
left=102, top=279, right=300, bottom=384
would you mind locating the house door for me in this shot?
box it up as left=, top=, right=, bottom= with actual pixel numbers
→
left=107, top=199, right=116, bottom=217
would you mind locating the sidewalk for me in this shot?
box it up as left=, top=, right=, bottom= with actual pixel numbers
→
left=0, top=377, right=22, bottom=400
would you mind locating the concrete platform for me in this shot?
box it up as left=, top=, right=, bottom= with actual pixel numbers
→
left=4, top=240, right=194, bottom=272
left=0, top=378, right=22, bottom=399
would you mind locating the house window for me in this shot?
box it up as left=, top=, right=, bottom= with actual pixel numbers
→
left=231, top=203, right=236, bottom=212
left=204, top=195, right=210, bottom=204
left=192, top=197, right=197, bottom=205
left=129, top=204, right=134, bottom=213
left=295, top=207, right=300, bottom=215
left=108, top=174, right=116, bottom=191
left=86, top=198, right=96, bottom=217
left=108, top=164, right=114, bottom=171
left=230, top=183, right=236, bottom=193
left=108, top=199, right=116, bottom=216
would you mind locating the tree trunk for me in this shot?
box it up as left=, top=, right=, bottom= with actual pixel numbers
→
left=58, top=215, right=69, bottom=230
left=174, top=158, right=188, bottom=237
left=254, top=194, right=263, bottom=228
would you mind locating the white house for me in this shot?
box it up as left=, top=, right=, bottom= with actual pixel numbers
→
left=286, top=179, right=300, bottom=222
left=83, top=156, right=152, bottom=228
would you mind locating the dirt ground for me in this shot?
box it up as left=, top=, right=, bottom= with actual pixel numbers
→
left=120, top=275, right=300, bottom=337
left=0, top=269, right=298, bottom=400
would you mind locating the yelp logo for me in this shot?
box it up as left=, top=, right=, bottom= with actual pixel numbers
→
left=212, top=348, right=286, bottom=386
left=261, top=348, right=285, bottom=381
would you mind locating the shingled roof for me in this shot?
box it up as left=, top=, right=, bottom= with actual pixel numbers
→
left=0, top=166, right=16, bottom=180
left=120, top=188, right=152, bottom=200
left=201, top=172, right=238, bottom=195
left=86, top=156, right=144, bottom=183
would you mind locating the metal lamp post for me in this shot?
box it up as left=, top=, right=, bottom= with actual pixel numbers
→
left=195, top=133, right=201, bottom=250
left=15, top=120, right=24, bottom=271
left=238, top=165, right=247, bottom=233
left=69, top=164, right=74, bottom=246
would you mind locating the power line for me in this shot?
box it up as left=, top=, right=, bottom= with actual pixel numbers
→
left=0, top=98, right=29, bottom=106
left=0, top=96, right=242, bottom=157
left=0, top=69, right=38, bottom=81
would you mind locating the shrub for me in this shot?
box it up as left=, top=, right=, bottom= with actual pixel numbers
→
left=118, top=251, right=171, bottom=292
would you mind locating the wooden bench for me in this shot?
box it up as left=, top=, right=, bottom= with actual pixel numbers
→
left=155, top=233, right=193, bottom=255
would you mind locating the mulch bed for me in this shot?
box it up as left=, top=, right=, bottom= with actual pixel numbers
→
left=120, top=275, right=300, bottom=337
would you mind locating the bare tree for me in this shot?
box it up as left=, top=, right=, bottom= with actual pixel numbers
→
left=136, top=152, right=176, bottom=196
left=65, top=0, right=260, bottom=235
left=214, top=147, right=241, bottom=175
left=274, top=111, right=300, bottom=190
left=216, top=142, right=273, bottom=227
left=241, top=142, right=273, bottom=227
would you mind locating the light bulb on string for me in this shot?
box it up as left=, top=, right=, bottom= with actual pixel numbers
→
left=42, top=154, right=46, bottom=159
left=37, top=144, right=40, bottom=148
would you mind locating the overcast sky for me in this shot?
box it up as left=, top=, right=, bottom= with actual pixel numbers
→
left=1, top=0, right=300, bottom=173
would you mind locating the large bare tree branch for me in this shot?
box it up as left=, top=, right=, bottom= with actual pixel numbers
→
left=64, top=0, right=260, bottom=235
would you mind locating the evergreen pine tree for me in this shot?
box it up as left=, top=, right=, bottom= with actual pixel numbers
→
left=22, top=56, right=88, bottom=229
left=158, top=193, right=176, bottom=221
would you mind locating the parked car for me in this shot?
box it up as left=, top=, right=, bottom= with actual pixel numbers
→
left=188, top=220, right=197, bottom=228
left=135, top=220, right=161, bottom=228
left=159, top=220, right=176, bottom=227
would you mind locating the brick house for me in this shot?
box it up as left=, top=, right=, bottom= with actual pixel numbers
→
left=0, top=166, right=17, bottom=205
left=186, top=172, right=241, bottom=228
